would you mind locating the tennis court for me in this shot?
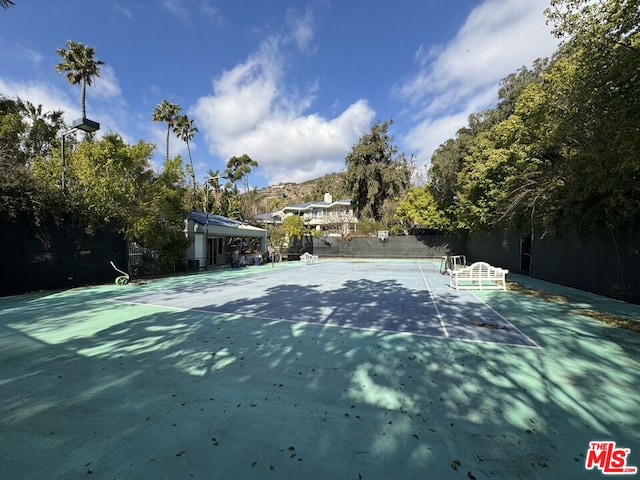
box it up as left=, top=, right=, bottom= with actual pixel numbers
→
left=116, top=260, right=537, bottom=348
left=1, top=259, right=640, bottom=479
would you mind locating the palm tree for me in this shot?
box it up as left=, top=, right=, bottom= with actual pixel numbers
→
left=152, top=100, right=181, bottom=162
left=173, top=114, right=198, bottom=190
left=20, top=101, right=64, bottom=165
left=0, top=1, right=15, bottom=9
left=55, top=40, right=104, bottom=119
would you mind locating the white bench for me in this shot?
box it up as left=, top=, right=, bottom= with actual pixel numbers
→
left=449, top=261, right=508, bottom=291
left=300, top=252, right=319, bottom=265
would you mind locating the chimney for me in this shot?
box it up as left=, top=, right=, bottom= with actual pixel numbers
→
left=324, top=192, right=333, bottom=203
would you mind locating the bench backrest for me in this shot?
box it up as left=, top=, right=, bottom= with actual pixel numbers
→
left=455, top=261, right=506, bottom=277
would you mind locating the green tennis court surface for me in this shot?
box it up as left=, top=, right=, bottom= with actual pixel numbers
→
left=115, top=261, right=537, bottom=348
left=1, top=260, right=639, bottom=479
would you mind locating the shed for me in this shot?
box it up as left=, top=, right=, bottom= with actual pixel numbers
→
left=185, top=212, right=267, bottom=269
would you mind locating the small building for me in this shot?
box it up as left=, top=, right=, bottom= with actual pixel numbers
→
left=185, top=212, right=267, bottom=269
left=259, top=193, right=358, bottom=237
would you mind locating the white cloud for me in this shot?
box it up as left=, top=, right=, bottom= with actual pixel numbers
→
left=162, top=0, right=190, bottom=24
left=200, top=0, right=219, bottom=19
left=397, top=0, right=559, bottom=167
left=0, top=77, right=77, bottom=118
left=286, top=7, right=316, bottom=52
left=93, top=65, right=122, bottom=99
left=0, top=74, right=131, bottom=147
left=193, top=35, right=374, bottom=185
left=113, top=4, right=133, bottom=20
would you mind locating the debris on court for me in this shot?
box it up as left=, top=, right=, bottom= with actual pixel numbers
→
left=509, top=281, right=640, bottom=333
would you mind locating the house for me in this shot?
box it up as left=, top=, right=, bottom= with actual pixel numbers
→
left=259, top=193, right=358, bottom=237
left=185, top=212, right=267, bottom=269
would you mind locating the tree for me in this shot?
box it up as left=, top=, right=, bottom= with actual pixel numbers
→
left=545, top=0, right=639, bottom=52
left=55, top=41, right=104, bottom=119
left=309, top=173, right=349, bottom=201
left=0, top=0, right=15, bottom=9
left=224, top=154, right=258, bottom=192
left=224, top=154, right=259, bottom=220
left=129, top=156, right=190, bottom=272
left=0, top=103, right=31, bottom=220
left=20, top=101, right=64, bottom=166
left=152, top=100, right=182, bottom=162
left=283, top=215, right=305, bottom=240
left=173, top=114, right=198, bottom=201
left=395, top=186, right=451, bottom=234
left=343, top=120, right=412, bottom=222
left=540, top=0, right=640, bottom=231
left=64, top=133, right=156, bottom=230
left=205, top=169, right=223, bottom=214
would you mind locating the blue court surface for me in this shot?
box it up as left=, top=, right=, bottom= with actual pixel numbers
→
left=2, top=259, right=640, bottom=480
left=116, top=260, right=537, bottom=348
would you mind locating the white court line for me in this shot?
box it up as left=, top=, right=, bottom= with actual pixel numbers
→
left=468, top=291, right=541, bottom=349
left=417, top=263, right=449, bottom=338
left=110, top=297, right=539, bottom=348
left=416, top=262, right=540, bottom=349
left=114, top=261, right=540, bottom=349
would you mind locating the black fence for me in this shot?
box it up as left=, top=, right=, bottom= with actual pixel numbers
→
left=467, top=224, right=640, bottom=304
left=307, top=224, right=639, bottom=304
left=3, top=214, right=638, bottom=304
left=310, top=234, right=466, bottom=259
left=0, top=216, right=127, bottom=296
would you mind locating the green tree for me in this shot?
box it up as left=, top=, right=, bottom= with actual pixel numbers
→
left=545, top=0, right=639, bottom=51
left=152, top=100, right=182, bottom=162
left=0, top=96, right=32, bottom=220
left=543, top=0, right=640, bottom=230
left=395, top=186, right=451, bottom=234
left=205, top=169, right=224, bottom=214
left=0, top=0, right=15, bottom=9
left=64, top=133, right=156, bottom=230
left=224, top=154, right=258, bottom=192
left=173, top=114, right=198, bottom=193
left=283, top=215, right=305, bottom=240
left=343, top=120, right=412, bottom=222
left=224, top=154, right=259, bottom=220
left=20, top=101, right=64, bottom=166
left=309, top=173, right=349, bottom=201
left=128, top=156, right=190, bottom=272
left=55, top=41, right=104, bottom=119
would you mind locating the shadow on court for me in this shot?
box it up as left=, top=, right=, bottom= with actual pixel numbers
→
left=1, top=263, right=640, bottom=479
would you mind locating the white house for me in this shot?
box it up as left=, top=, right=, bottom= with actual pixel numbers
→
left=260, top=193, right=358, bottom=237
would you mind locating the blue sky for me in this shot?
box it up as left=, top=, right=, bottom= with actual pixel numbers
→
left=0, top=0, right=559, bottom=189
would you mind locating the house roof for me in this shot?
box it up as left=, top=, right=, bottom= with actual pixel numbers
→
left=188, top=212, right=266, bottom=237
left=283, top=198, right=352, bottom=212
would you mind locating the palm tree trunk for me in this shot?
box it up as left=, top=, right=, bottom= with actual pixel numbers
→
left=187, top=141, right=196, bottom=189
left=165, top=126, right=170, bottom=161
left=81, top=77, right=87, bottom=118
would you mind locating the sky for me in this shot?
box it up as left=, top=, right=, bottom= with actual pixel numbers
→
left=0, top=0, right=560, bottom=189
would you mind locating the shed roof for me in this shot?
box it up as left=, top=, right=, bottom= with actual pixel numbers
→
left=188, top=212, right=266, bottom=238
